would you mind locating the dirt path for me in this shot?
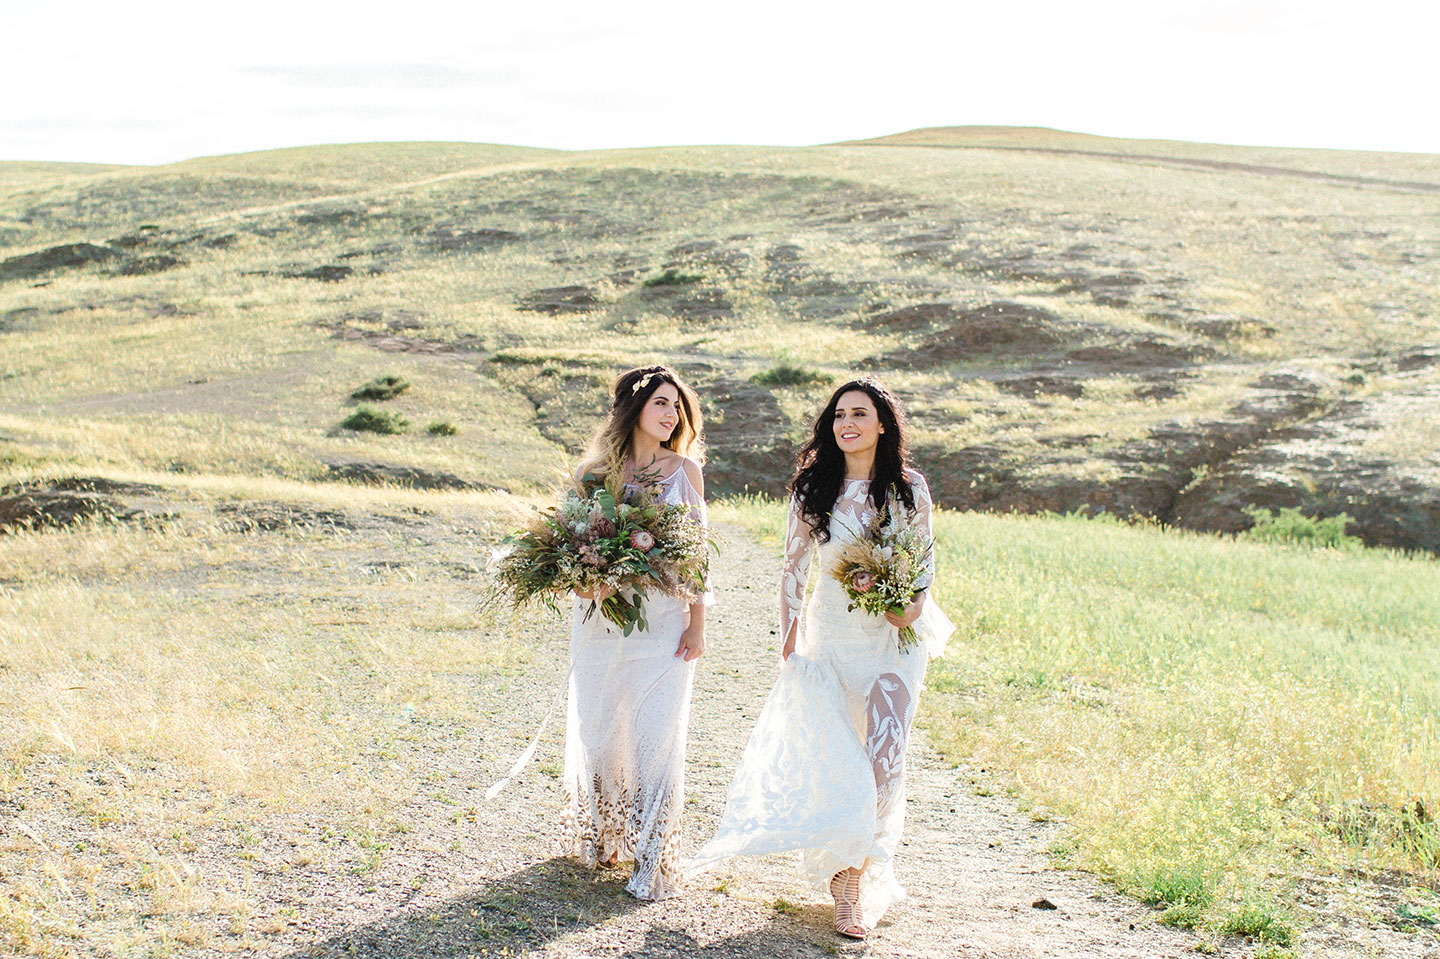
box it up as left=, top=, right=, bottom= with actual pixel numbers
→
left=284, top=523, right=1196, bottom=958
left=864, top=142, right=1440, bottom=194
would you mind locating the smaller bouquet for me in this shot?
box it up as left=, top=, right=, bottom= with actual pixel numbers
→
left=828, top=495, right=932, bottom=650
left=485, top=470, right=710, bottom=636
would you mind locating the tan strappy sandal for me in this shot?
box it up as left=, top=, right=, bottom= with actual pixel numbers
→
left=829, top=867, right=869, bottom=940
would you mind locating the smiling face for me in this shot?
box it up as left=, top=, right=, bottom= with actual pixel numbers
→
left=635, top=382, right=682, bottom=445
left=832, top=389, right=883, bottom=456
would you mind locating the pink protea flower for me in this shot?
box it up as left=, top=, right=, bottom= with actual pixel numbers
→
left=630, top=530, right=655, bottom=551
left=851, top=570, right=876, bottom=593
left=592, top=516, right=616, bottom=538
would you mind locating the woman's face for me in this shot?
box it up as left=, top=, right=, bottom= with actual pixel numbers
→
left=832, top=389, right=883, bottom=456
left=636, top=382, right=682, bottom=445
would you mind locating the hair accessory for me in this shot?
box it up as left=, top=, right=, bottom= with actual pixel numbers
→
left=630, top=371, right=658, bottom=394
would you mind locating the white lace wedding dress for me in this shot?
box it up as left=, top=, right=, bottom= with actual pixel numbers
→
left=559, top=463, right=710, bottom=900
left=689, top=471, right=952, bottom=924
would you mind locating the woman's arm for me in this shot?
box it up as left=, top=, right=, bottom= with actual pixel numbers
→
left=884, top=471, right=932, bottom=629
left=779, top=495, right=813, bottom=660
left=676, top=459, right=708, bottom=661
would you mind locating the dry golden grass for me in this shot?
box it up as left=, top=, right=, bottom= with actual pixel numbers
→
left=0, top=482, right=561, bottom=955
left=3, top=133, right=1439, bottom=953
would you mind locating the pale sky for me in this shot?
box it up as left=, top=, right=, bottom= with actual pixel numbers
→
left=4, top=0, right=1436, bottom=165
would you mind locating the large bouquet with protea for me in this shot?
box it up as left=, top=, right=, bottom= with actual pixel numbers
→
left=828, top=494, right=931, bottom=650
left=487, top=471, right=709, bottom=635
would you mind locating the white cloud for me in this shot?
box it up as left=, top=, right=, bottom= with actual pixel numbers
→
left=3, top=0, right=1436, bottom=163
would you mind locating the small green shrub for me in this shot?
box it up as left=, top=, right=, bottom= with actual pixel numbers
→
left=350, top=375, right=410, bottom=401
left=751, top=363, right=833, bottom=387
left=1397, top=901, right=1440, bottom=927
left=1242, top=506, right=1361, bottom=550
left=1220, top=905, right=1295, bottom=946
left=1254, top=947, right=1297, bottom=959
left=426, top=420, right=459, bottom=436
left=341, top=405, right=408, bottom=434
left=643, top=268, right=703, bottom=287
left=1158, top=903, right=1206, bottom=929
left=769, top=897, right=800, bottom=915
left=1135, top=864, right=1215, bottom=909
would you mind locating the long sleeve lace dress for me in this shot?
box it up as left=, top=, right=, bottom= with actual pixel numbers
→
left=559, top=461, right=711, bottom=900
left=689, top=470, right=952, bottom=924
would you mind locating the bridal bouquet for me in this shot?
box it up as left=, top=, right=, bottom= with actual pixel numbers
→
left=486, top=472, right=709, bottom=635
left=828, top=496, right=932, bottom=650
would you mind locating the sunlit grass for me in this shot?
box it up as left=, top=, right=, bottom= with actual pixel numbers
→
left=715, top=495, right=1440, bottom=937
left=3, top=134, right=1439, bottom=953
left=0, top=487, right=553, bottom=953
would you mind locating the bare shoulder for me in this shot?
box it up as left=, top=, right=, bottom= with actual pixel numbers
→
left=679, top=456, right=705, bottom=495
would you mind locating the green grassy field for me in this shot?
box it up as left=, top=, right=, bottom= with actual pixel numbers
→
left=715, top=496, right=1440, bottom=946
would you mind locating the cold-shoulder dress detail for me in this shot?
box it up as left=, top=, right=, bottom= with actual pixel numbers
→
left=559, top=462, right=709, bottom=900
left=689, top=471, right=952, bottom=924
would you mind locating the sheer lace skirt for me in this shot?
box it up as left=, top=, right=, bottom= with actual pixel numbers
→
left=561, top=593, right=695, bottom=900
left=689, top=593, right=926, bottom=923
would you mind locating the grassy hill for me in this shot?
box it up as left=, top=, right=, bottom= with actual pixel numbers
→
left=3, top=132, right=1438, bottom=550
left=1, top=131, right=1438, bottom=955
left=843, top=125, right=1440, bottom=186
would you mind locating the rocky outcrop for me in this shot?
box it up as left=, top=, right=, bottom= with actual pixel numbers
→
left=0, top=242, right=121, bottom=282
left=694, top=379, right=795, bottom=496
left=325, top=462, right=485, bottom=491
left=1169, top=385, right=1440, bottom=552
left=0, top=477, right=172, bottom=531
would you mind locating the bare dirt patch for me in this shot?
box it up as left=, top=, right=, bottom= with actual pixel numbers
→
left=0, top=241, right=121, bottom=283
left=690, top=378, right=795, bottom=496
left=876, top=301, right=1071, bottom=368
left=519, top=285, right=602, bottom=314
left=0, top=476, right=175, bottom=531
left=325, top=460, right=489, bottom=492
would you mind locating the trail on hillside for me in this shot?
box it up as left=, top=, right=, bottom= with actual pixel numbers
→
left=869, top=142, right=1440, bottom=194
left=283, top=523, right=1198, bottom=959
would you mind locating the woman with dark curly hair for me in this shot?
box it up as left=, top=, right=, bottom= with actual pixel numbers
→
left=690, top=377, right=953, bottom=939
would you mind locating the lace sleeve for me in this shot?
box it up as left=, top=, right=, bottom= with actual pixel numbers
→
left=907, top=471, right=935, bottom=592
left=676, top=460, right=714, bottom=606
left=779, top=494, right=814, bottom=650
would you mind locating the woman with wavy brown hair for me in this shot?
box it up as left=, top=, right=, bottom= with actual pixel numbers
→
left=561, top=364, right=710, bottom=900
left=690, top=377, right=953, bottom=939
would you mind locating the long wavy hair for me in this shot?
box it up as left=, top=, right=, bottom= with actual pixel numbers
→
left=789, top=377, right=914, bottom=543
left=577, top=365, right=704, bottom=484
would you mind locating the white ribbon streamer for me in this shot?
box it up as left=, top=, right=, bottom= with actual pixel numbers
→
left=484, top=664, right=573, bottom=801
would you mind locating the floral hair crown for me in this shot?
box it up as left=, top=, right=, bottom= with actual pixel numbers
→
left=630, top=370, right=661, bottom=395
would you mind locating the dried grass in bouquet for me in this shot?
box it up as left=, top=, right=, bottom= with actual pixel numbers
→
left=828, top=493, right=932, bottom=649
left=486, top=469, right=710, bottom=635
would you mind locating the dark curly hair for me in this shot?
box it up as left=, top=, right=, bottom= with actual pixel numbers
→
left=788, top=377, right=914, bottom=543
